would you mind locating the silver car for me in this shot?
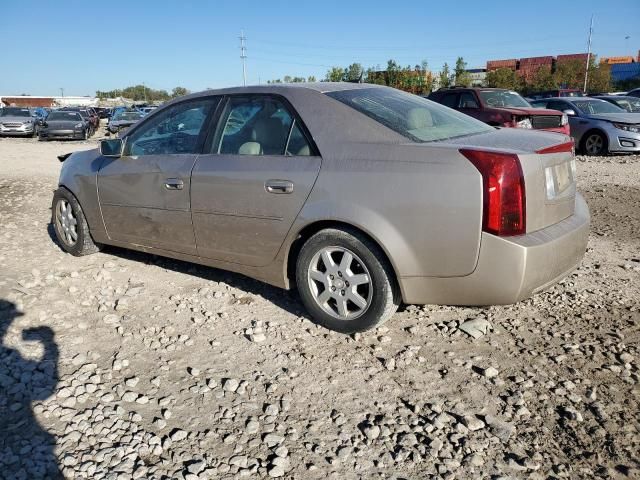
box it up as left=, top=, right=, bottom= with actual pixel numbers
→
left=51, top=84, right=589, bottom=332
left=531, top=97, right=640, bottom=155
left=0, top=107, right=39, bottom=137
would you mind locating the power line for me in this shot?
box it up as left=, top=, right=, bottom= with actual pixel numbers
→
left=240, top=30, right=247, bottom=86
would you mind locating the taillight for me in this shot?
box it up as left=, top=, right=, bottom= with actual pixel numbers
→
left=460, top=149, right=526, bottom=236
left=535, top=140, right=574, bottom=155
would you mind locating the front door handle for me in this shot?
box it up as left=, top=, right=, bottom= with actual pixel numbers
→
left=165, top=178, right=184, bottom=190
left=265, top=180, right=294, bottom=194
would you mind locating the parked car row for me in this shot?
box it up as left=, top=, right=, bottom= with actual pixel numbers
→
left=427, top=86, right=640, bottom=156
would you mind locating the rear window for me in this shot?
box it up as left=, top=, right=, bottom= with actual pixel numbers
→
left=326, top=87, right=492, bottom=142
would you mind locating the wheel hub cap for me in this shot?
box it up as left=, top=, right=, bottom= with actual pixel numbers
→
left=56, top=199, right=78, bottom=246
left=307, top=246, right=373, bottom=321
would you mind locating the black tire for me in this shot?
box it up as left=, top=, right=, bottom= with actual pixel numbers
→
left=51, top=188, right=101, bottom=256
left=31, top=127, right=38, bottom=138
left=295, top=228, right=400, bottom=333
left=581, top=131, right=608, bottom=156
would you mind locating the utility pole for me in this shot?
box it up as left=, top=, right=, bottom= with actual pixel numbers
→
left=60, top=87, right=64, bottom=98
left=143, top=82, right=147, bottom=103
left=240, top=30, right=247, bottom=86
left=583, top=15, right=594, bottom=93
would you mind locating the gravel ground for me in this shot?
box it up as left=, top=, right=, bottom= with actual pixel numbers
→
left=0, top=130, right=638, bottom=480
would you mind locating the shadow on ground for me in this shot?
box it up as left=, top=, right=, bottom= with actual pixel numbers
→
left=0, top=299, right=61, bottom=479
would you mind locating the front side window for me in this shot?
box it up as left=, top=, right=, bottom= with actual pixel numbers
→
left=216, top=96, right=312, bottom=156
left=458, top=92, right=479, bottom=109
left=125, top=98, right=217, bottom=156
left=327, top=87, right=493, bottom=142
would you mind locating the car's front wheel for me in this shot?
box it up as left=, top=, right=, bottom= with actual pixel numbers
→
left=582, top=131, right=607, bottom=156
left=296, top=228, right=400, bottom=333
left=51, top=188, right=101, bottom=256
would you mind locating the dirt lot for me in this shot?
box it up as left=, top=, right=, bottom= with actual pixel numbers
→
left=0, top=129, right=638, bottom=480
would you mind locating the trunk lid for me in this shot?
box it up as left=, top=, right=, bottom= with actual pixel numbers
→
left=443, top=128, right=576, bottom=233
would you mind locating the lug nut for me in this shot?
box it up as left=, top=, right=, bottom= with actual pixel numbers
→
left=338, top=271, right=343, bottom=277
left=329, top=275, right=334, bottom=280
left=331, top=286, right=336, bottom=291
left=345, top=281, right=350, bottom=287
left=341, top=290, right=345, bottom=296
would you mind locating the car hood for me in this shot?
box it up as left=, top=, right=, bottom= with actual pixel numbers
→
left=585, top=113, right=640, bottom=123
left=492, top=106, right=561, bottom=116
left=0, top=116, right=33, bottom=123
left=436, top=127, right=572, bottom=154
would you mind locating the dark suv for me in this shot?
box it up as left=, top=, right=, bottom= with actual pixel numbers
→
left=428, top=87, right=569, bottom=135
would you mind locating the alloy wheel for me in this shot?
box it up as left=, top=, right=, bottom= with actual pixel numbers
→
left=307, top=246, right=372, bottom=320
left=55, top=199, right=78, bottom=246
left=585, top=134, right=604, bottom=155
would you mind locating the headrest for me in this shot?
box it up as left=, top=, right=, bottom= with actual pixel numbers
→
left=238, top=141, right=262, bottom=155
left=407, top=108, right=433, bottom=129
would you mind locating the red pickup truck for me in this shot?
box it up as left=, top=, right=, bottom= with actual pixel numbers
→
left=428, top=87, right=570, bottom=135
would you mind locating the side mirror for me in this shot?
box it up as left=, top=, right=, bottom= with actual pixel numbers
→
left=100, top=138, right=124, bottom=157
left=563, top=109, right=576, bottom=116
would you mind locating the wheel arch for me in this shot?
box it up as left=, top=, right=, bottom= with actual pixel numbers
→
left=579, top=128, right=609, bottom=153
left=284, top=219, right=402, bottom=297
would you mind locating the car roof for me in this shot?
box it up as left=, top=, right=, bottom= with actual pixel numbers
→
left=595, top=95, right=636, bottom=100
left=180, top=82, right=383, bottom=100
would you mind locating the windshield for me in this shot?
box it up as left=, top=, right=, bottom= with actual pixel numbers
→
left=114, top=112, right=143, bottom=121
left=48, top=111, right=82, bottom=121
left=0, top=108, right=31, bottom=117
left=326, top=87, right=493, bottom=142
left=572, top=99, right=626, bottom=115
left=479, top=90, right=530, bottom=108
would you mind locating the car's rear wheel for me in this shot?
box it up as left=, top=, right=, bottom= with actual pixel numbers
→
left=296, top=228, right=399, bottom=333
left=51, top=188, right=101, bottom=256
left=582, top=131, right=607, bottom=156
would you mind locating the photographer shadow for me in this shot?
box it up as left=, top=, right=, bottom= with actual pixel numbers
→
left=0, top=300, right=61, bottom=479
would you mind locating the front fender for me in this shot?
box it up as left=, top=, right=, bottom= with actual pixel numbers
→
left=58, top=148, right=108, bottom=242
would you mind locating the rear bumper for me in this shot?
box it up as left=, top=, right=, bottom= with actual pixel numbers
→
left=540, top=125, right=570, bottom=135
left=400, top=193, right=590, bottom=305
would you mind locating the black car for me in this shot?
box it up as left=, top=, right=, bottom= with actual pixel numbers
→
left=39, top=111, right=90, bottom=141
left=94, top=107, right=112, bottom=119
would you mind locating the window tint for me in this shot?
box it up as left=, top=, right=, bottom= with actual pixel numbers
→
left=458, top=92, right=479, bottom=109
left=216, top=96, right=303, bottom=156
left=125, top=98, right=216, bottom=156
left=441, top=93, right=458, bottom=108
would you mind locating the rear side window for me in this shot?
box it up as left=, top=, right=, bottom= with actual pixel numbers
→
left=440, top=93, right=458, bottom=108
left=215, top=96, right=313, bottom=156
left=327, top=87, right=492, bottom=142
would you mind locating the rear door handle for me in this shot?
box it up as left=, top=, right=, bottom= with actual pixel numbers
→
left=265, top=180, right=294, bottom=194
left=165, top=178, right=184, bottom=190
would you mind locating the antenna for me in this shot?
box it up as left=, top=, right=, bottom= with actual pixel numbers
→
left=240, top=30, right=247, bottom=86
left=583, top=15, right=593, bottom=93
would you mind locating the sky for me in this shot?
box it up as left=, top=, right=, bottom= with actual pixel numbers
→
left=1, top=0, right=639, bottom=96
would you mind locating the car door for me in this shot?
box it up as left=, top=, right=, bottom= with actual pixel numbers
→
left=191, top=94, right=321, bottom=267
left=97, top=97, right=219, bottom=255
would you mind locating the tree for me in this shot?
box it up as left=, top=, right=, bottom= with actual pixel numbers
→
left=325, top=67, right=346, bottom=82
left=345, top=63, right=364, bottom=82
left=171, top=87, right=189, bottom=98
left=526, top=66, right=556, bottom=93
left=439, top=63, right=452, bottom=89
left=454, top=57, right=472, bottom=87
left=307, top=76, right=317, bottom=82
left=485, top=68, right=521, bottom=90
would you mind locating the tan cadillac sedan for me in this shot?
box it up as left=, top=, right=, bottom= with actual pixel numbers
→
left=52, top=83, right=589, bottom=333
